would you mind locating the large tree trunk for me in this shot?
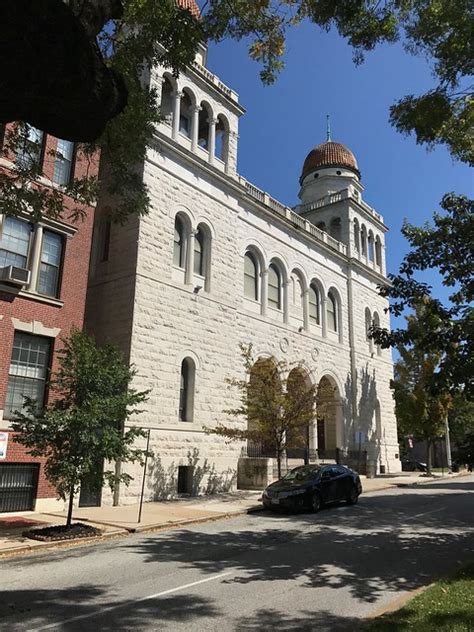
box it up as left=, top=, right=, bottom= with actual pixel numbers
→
left=66, top=483, right=75, bottom=527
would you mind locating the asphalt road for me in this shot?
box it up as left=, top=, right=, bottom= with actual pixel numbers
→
left=1, top=475, right=473, bottom=632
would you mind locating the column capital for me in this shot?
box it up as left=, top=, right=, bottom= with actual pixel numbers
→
left=174, top=90, right=184, bottom=99
left=191, top=105, right=202, bottom=114
left=207, top=117, right=219, bottom=125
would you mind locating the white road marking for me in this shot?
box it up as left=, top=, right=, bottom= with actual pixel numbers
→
left=32, top=571, right=232, bottom=631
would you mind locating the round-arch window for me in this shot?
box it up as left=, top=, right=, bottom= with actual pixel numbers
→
left=244, top=252, right=258, bottom=301
left=268, top=264, right=282, bottom=310
left=327, top=293, right=338, bottom=332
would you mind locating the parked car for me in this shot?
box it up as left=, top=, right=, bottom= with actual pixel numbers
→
left=262, top=464, right=362, bottom=513
left=401, top=460, right=427, bottom=472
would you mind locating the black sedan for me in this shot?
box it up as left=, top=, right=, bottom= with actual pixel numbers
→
left=262, top=464, right=362, bottom=513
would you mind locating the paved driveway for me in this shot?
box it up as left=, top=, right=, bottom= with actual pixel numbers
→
left=1, top=475, right=473, bottom=631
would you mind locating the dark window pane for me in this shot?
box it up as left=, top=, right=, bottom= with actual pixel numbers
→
left=244, top=253, right=258, bottom=300
left=268, top=265, right=281, bottom=310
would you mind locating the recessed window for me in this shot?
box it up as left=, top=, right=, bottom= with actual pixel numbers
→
left=179, top=357, right=195, bottom=422
left=4, top=332, right=52, bottom=419
left=268, top=264, right=281, bottom=310
left=0, top=217, right=33, bottom=269
left=53, top=139, right=75, bottom=186
left=177, top=465, right=194, bottom=494
left=308, top=284, right=320, bottom=325
left=244, top=252, right=258, bottom=300
left=327, top=292, right=338, bottom=332
left=37, top=230, right=63, bottom=297
left=173, top=216, right=185, bottom=268
left=16, top=125, right=44, bottom=170
left=193, top=229, right=204, bottom=275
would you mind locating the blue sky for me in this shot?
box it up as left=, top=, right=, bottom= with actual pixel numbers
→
left=206, top=21, right=472, bottom=320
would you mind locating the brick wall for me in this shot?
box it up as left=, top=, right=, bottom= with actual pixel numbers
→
left=0, top=126, right=98, bottom=505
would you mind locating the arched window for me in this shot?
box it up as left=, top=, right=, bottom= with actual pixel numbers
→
left=368, top=232, right=375, bottom=262
left=193, top=228, right=204, bottom=275
left=160, top=77, right=174, bottom=123
left=373, top=312, right=381, bottom=356
left=173, top=216, right=185, bottom=268
left=308, top=283, right=320, bottom=325
left=244, top=252, right=258, bottom=300
left=326, top=292, right=338, bottom=332
left=330, top=218, right=341, bottom=241
left=365, top=307, right=373, bottom=353
left=268, top=263, right=281, bottom=310
left=179, top=357, right=195, bottom=422
left=354, top=219, right=360, bottom=252
left=361, top=225, right=367, bottom=257
left=198, top=103, right=211, bottom=150
left=215, top=115, right=229, bottom=163
left=179, top=90, right=193, bottom=137
left=375, top=236, right=382, bottom=267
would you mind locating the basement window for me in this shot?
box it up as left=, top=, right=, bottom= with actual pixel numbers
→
left=177, top=466, right=194, bottom=494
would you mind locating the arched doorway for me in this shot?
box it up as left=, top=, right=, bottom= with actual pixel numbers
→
left=247, top=357, right=281, bottom=457
left=286, top=367, right=313, bottom=460
left=316, top=376, right=342, bottom=458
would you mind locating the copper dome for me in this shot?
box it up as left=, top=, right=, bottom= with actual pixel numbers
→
left=301, top=141, right=360, bottom=182
left=177, top=0, right=201, bottom=18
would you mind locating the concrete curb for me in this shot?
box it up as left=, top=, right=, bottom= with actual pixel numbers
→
left=0, top=504, right=264, bottom=559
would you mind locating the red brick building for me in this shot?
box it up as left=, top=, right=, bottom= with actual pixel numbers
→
left=0, top=125, right=98, bottom=513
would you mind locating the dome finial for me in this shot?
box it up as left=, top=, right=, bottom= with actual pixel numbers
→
left=326, top=114, right=331, bottom=142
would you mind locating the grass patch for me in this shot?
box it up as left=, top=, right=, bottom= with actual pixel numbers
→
left=366, top=562, right=474, bottom=632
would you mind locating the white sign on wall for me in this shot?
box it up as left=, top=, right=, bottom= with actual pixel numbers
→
left=0, top=432, right=8, bottom=460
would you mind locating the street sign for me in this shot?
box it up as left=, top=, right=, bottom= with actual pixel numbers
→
left=0, top=432, right=8, bottom=459
left=355, top=431, right=366, bottom=444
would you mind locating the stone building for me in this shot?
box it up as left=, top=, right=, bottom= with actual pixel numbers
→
left=86, top=38, right=401, bottom=505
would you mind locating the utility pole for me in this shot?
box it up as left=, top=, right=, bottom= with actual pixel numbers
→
left=445, top=414, right=453, bottom=473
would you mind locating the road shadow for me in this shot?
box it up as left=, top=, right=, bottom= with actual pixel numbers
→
left=122, top=489, right=474, bottom=606
left=1, top=586, right=221, bottom=631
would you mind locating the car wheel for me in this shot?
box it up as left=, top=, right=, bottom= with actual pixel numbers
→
left=346, top=485, right=359, bottom=505
left=310, top=493, right=321, bottom=513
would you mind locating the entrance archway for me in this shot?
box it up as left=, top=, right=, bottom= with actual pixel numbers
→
left=247, top=357, right=280, bottom=456
left=286, top=367, right=312, bottom=459
left=316, top=375, right=342, bottom=457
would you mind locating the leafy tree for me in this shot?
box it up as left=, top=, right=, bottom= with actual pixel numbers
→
left=2, top=1, right=471, bottom=232
left=11, top=329, right=149, bottom=526
left=204, top=0, right=473, bottom=164
left=372, top=193, right=474, bottom=399
left=390, top=309, right=452, bottom=474
left=207, top=344, right=317, bottom=478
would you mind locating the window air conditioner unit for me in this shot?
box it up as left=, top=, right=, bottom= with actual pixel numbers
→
left=0, top=265, right=31, bottom=286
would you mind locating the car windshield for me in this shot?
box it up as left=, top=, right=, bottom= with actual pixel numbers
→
left=282, top=465, right=320, bottom=482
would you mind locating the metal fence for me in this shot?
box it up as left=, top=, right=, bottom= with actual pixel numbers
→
left=240, top=445, right=367, bottom=474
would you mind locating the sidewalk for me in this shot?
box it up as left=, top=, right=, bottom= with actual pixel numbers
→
left=0, top=471, right=466, bottom=558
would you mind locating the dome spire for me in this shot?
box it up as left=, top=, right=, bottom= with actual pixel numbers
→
left=326, top=114, right=331, bottom=142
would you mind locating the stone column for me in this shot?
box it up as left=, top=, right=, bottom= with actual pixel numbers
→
left=283, top=280, right=290, bottom=324
left=29, top=224, right=43, bottom=291
left=208, top=117, right=217, bottom=165
left=191, top=106, right=201, bottom=152
left=185, top=229, right=196, bottom=285
left=321, top=296, right=327, bottom=338
left=260, top=268, right=268, bottom=317
left=302, top=288, right=309, bottom=331
left=172, top=91, right=183, bottom=141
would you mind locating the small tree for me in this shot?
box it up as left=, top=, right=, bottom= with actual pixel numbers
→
left=12, top=328, right=149, bottom=526
left=208, top=344, right=317, bottom=478
left=391, top=309, right=452, bottom=474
